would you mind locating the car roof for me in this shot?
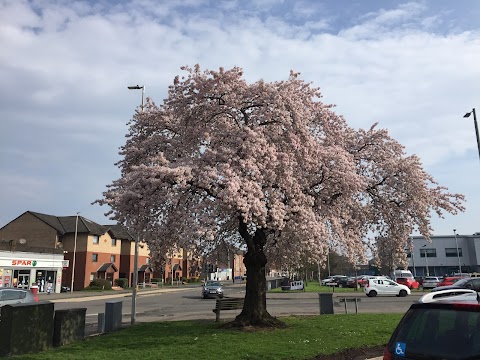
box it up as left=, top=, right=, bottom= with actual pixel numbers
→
left=418, top=289, right=478, bottom=303
left=410, top=300, right=480, bottom=310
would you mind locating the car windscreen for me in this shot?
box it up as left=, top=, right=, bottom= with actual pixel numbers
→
left=454, top=278, right=471, bottom=286
left=388, top=306, right=480, bottom=359
left=206, top=282, right=221, bottom=287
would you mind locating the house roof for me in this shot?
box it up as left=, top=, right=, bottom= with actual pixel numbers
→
left=27, top=211, right=107, bottom=236
left=97, top=263, right=118, bottom=272
left=104, top=224, right=134, bottom=241
left=2, top=211, right=131, bottom=239
left=139, top=264, right=153, bottom=272
left=172, top=264, right=182, bottom=271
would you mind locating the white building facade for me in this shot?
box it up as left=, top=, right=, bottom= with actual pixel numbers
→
left=0, top=251, right=65, bottom=293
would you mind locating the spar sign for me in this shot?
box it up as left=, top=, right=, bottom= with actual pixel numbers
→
left=11, top=260, right=37, bottom=266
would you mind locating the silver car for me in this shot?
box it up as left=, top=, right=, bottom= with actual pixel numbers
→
left=0, top=288, right=36, bottom=307
left=201, top=281, right=224, bottom=299
left=422, top=276, right=441, bottom=289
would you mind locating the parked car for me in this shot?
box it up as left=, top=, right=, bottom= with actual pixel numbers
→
left=320, top=276, right=335, bottom=286
left=436, top=276, right=462, bottom=287
left=357, top=275, right=389, bottom=288
left=330, top=276, right=349, bottom=288
left=422, top=276, right=441, bottom=289
left=395, top=277, right=420, bottom=290
left=364, top=278, right=410, bottom=297
left=0, top=288, right=36, bottom=307
left=383, top=298, right=480, bottom=359
left=432, top=277, right=480, bottom=293
left=418, top=288, right=478, bottom=303
left=201, top=281, right=224, bottom=299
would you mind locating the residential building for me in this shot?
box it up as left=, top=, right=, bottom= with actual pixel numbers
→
left=0, top=210, right=246, bottom=290
left=0, top=211, right=150, bottom=291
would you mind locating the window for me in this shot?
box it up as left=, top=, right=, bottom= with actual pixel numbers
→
left=92, top=235, right=99, bottom=244
left=92, top=253, right=98, bottom=262
left=146, top=257, right=150, bottom=264
left=111, top=238, right=116, bottom=246
left=90, top=273, right=96, bottom=281
left=110, top=255, right=116, bottom=263
left=420, top=248, right=437, bottom=258
left=445, top=248, right=462, bottom=257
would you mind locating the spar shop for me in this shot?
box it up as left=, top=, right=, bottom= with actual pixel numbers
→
left=0, top=251, right=65, bottom=293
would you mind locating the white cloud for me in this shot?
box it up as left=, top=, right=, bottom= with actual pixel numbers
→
left=1, top=0, right=479, bottom=235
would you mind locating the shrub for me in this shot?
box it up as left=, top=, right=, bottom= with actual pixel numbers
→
left=151, top=278, right=162, bottom=284
left=85, top=278, right=112, bottom=291
left=114, top=278, right=129, bottom=288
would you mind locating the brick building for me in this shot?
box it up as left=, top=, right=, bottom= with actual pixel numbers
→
left=0, top=211, right=150, bottom=291
left=0, top=211, right=245, bottom=290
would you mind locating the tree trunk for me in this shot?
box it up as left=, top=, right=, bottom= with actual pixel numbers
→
left=224, top=219, right=285, bottom=328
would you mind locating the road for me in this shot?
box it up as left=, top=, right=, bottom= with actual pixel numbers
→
left=45, top=284, right=423, bottom=328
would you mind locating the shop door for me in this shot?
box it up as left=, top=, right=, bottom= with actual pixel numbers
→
left=17, top=274, right=30, bottom=289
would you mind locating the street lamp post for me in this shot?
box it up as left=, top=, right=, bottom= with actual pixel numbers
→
left=422, top=245, right=429, bottom=276
left=463, top=108, right=480, bottom=161
left=127, top=84, right=144, bottom=324
left=131, top=234, right=139, bottom=325
left=71, top=212, right=79, bottom=293
left=128, top=85, right=145, bottom=112
left=453, top=229, right=463, bottom=276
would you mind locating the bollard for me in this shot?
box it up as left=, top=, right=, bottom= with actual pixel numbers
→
left=98, top=313, right=105, bottom=333
left=319, top=293, right=334, bottom=315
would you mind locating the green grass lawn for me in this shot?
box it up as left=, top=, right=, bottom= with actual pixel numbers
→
left=12, top=314, right=402, bottom=360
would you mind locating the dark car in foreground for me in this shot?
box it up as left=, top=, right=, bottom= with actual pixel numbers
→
left=383, top=299, right=480, bottom=359
left=201, top=281, right=224, bottom=299
left=432, top=277, right=480, bottom=292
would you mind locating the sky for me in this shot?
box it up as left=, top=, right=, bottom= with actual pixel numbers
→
left=1, top=0, right=479, bottom=237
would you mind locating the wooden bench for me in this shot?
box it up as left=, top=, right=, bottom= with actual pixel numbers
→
left=338, top=297, right=361, bottom=314
left=212, top=298, right=244, bottom=322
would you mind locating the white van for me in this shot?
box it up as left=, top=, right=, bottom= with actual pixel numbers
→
left=393, top=270, right=414, bottom=280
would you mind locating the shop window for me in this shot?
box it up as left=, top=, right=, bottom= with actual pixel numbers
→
left=92, top=235, right=99, bottom=244
left=92, top=253, right=98, bottom=262
left=110, top=254, right=116, bottom=263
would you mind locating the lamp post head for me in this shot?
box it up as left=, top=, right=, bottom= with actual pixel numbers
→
left=128, top=85, right=144, bottom=90
left=464, top=112, right=472, bottom=118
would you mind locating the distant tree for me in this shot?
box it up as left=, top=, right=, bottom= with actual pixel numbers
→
left=99, top=65, right=464, bottom=328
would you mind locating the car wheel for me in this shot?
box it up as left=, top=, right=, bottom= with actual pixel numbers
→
left=218, top=294, right=224, bottom=299
left=368, top=290, right=377, bottom=297
left=399, top=290, right=407, bottom=297
left=338, top=283, right=344, bottom=288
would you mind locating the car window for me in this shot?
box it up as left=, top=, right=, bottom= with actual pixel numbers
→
left=2, top=290, right=25, bottom=301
